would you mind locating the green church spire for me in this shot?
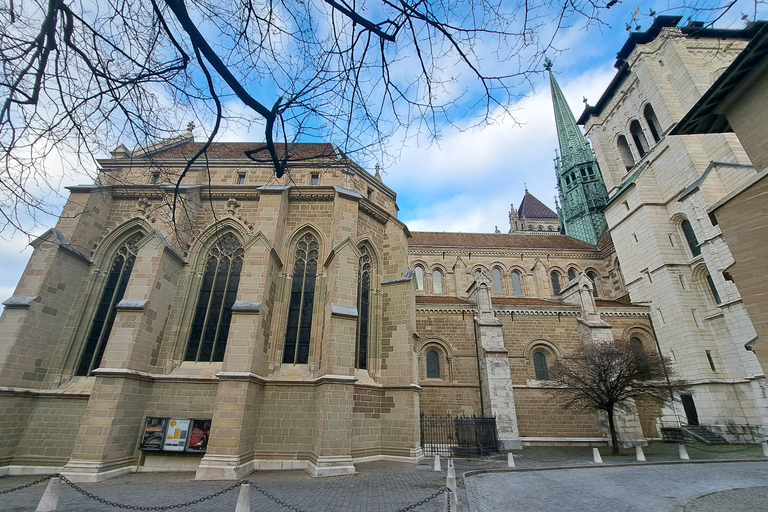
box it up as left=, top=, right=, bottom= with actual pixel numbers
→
left=547, top=63, right=609, bottom=246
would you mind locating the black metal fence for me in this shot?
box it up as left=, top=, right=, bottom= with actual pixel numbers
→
left=420, top=414, right=500, bottom=457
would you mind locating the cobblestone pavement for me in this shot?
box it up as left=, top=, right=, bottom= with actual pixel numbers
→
left=1, top=444, right=766, bottom=512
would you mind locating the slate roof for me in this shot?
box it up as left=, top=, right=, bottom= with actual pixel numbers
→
left=147, top=141, right=339, bottom=161
left=518, top=192, right=558, bottom=219
left=409, top=232, right=597, bottom=250
left=415, top=296, right=566, bottom=307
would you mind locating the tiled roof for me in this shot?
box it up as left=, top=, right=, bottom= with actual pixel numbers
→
left=415, top=296, right=474, bottom=305
left=148, top=141, right=339, bottom=161
left=409, top=232, right=597, bottom=250
left=518, top=192, right=558, bottom=219
left=415, top=296, right=567, bottom=307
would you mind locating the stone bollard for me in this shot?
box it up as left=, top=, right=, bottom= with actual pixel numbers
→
left=235, top=482, right=250, bottom=512
left=679, top=444, right=690, bottom=460
left=762, top=441, right=768, bottom=458
left=592, top=447, right=603, bottom=464
left=433, top=453, right=441, bottom=471
left=635, top=445, right=646, bottom=462
left=36, top=477, right=61, bottom=512
left=507, top=452, right=515, bottom=467
left=446, top=459, right=459, bottom=504
left=444, top=480, right=458, bottom=511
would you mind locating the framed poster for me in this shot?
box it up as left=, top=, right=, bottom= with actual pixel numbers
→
left=163, top=418, right=191, bottom=451
left=186, top=419, right=212, bottom=453
left=140, top=417, right=168, bottom=451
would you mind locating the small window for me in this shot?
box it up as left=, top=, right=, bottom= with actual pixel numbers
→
left=367, top=188, right=373, bottom=200
left=237, top=173, right=246, bottom=185
left=681, top=220, right=701, bottom=257
left=311, top=174, right=319, bottom=186
left=706, top=274, right=721, bottom=304
left=150, top=172, right=160, bottom=184
left=533, top=352, right=549, bottom=380
left=432, top=269, right=443, bottom=295
left=426, top=350, right=440, bottom=378
left=492, top=268, right=503, bottom=293
left=550, top=272, right=561, bottom=296
left=414, top=266, right=424, bottom=290
left=511, top=271, right=523, bottom=296
left=706, top=350, right=717, bottom=371
left=617, top=135, right=635, bottom=171
left=568, top=268, right=577, bottom=281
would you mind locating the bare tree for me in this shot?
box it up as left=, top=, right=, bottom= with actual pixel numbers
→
left=544, top=340, right=685, bottom=454
left=0, top=1, right=749, bottom=234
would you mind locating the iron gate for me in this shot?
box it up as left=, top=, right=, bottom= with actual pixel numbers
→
left=420, top=414, right=500, bottom=457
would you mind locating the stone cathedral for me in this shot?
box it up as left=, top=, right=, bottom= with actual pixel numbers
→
left=1, top=17, right=766, bottom=481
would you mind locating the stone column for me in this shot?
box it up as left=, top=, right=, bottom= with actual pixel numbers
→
left=468, top=272, right=522, bottom=450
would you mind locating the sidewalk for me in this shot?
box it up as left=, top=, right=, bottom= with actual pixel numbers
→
left=1, top=443, right=766, bottom=511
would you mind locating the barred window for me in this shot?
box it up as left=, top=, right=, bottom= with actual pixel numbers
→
left=76, top=232, right=144, bottom=376
left=356, top=246, right=371, bottom=370
left=185, top=233, right=244, bottom=362
left=283, top=233, right=319, bottom=364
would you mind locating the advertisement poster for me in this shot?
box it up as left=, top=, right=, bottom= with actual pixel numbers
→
left=163, top=418, right=191, bottom=451
left=139, top=417, right=168, bottom=451
left=186, top=419, right=211, bottom=452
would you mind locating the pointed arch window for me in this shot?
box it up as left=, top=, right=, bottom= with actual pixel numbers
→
left=551, top=271, right=562, bottom=296
left=492, top=268, right=503, bottom=293
left=630, top=120, right=649, bottom=157
left=681, top=219, right=701, bottom=257
left=511, top=271, right=523, bottom=296
left=356, top=246, right=371, bottom=370
left=414, top=266, right=424, bottom=290
left=76, top=232, right=145, bottom=376
left=617, top=135, right=635, bottom=171
left=283, top=233, right=319, bottom=364
left=644, top=104, right=662, bottom=143
left=533, top=352, right=549, bottom=380
left=186, top=233, right=244, bottom=362
left=426, top=350, right=440, bottom=379
left=432, top=269, right=443, bottom=295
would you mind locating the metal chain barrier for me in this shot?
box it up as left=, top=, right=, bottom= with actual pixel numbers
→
left=395, top=487, right=450, bottom=512
left=0, top=474, right=55, bottom=494
left=244, top=481, right=310, bottom=512
left=59, top=474, right=243, bottom=511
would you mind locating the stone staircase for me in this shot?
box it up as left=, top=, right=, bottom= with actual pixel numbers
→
left=660, top=425, right=729, bottom=444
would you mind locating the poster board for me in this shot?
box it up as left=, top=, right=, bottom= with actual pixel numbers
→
left=186, top=419, right=211, bottom=452
left=163, top=418, right=191, bottom=451
left=139, top=417, right=168, bottom=451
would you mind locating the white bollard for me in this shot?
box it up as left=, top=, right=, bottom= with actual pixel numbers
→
left=679, top=444, right=690, bottom=460
left=36, top=477, right=60, bottom=512
left=433, top=453, right=441, bottom=471
left=507, top=452, right=515, bottom=467
left=235, top=482, right=250, bottom=512
left=592, top=447, right=603, bottom=464
left=635, top=445, right=646, bottom=462
left=762, top=441, right=768, bottom=457
left=444, top=477, right=458, bottom=512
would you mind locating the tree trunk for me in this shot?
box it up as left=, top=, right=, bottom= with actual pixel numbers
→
left=606, top=408, right=619, bottom=455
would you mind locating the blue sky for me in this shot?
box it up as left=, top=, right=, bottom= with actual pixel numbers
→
left=1, top=1, right=764, bottom=300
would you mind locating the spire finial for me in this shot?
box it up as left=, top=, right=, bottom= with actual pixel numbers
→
left=186, top=121, right=195, bottom=132
left=544, top=56, right=553, bottom=71
left=524, top=182, right=529, bottom=194
left=374, top=163, right=382, bottom=181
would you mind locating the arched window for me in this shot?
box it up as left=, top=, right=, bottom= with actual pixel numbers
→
left=186, top=233, right=244, bottom=363
left=76, top=232, right=145, bottom=376
left=511, top=271, right=523, bottom=296
left=567, top=268, right=577, bottom=281
left=614, top=260, right=624, bottom=288
left=533, top=352, right=549, bottom=380
left=617, top=135, right=635, bottom=171
left=538, top=226, right=543, bottom=231
left=587, top=271, right=599, bottom=297
left=414, top=266, right=424, bottom=290
left=644, top=104, right=662, bottom=143
left=432, top=269, right=443, bottom=295
left=630, top=120, right=649, bottom=157
left=551, top=271, right=562, bottom=296
left=681, top=219, right=701, bottom=257
left=356, top=246, right=371, bottom=370
left=706, top=274, right=722, bottom=304
left=492, top=268, right=503, bottom=293
left=630, top=337, right=649, bottom=375
left=426, top=350, right=440, bottom=378
left=283, top=233, right=319, bottom=364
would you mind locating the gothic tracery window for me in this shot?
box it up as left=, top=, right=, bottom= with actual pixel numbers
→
left=77, top=232, right=145, bottom=376
left=283, top=233, right=319, bottom=364
left=186, top=233, right=244, bottom=362
left=356, top=246, right=371, bottom=370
